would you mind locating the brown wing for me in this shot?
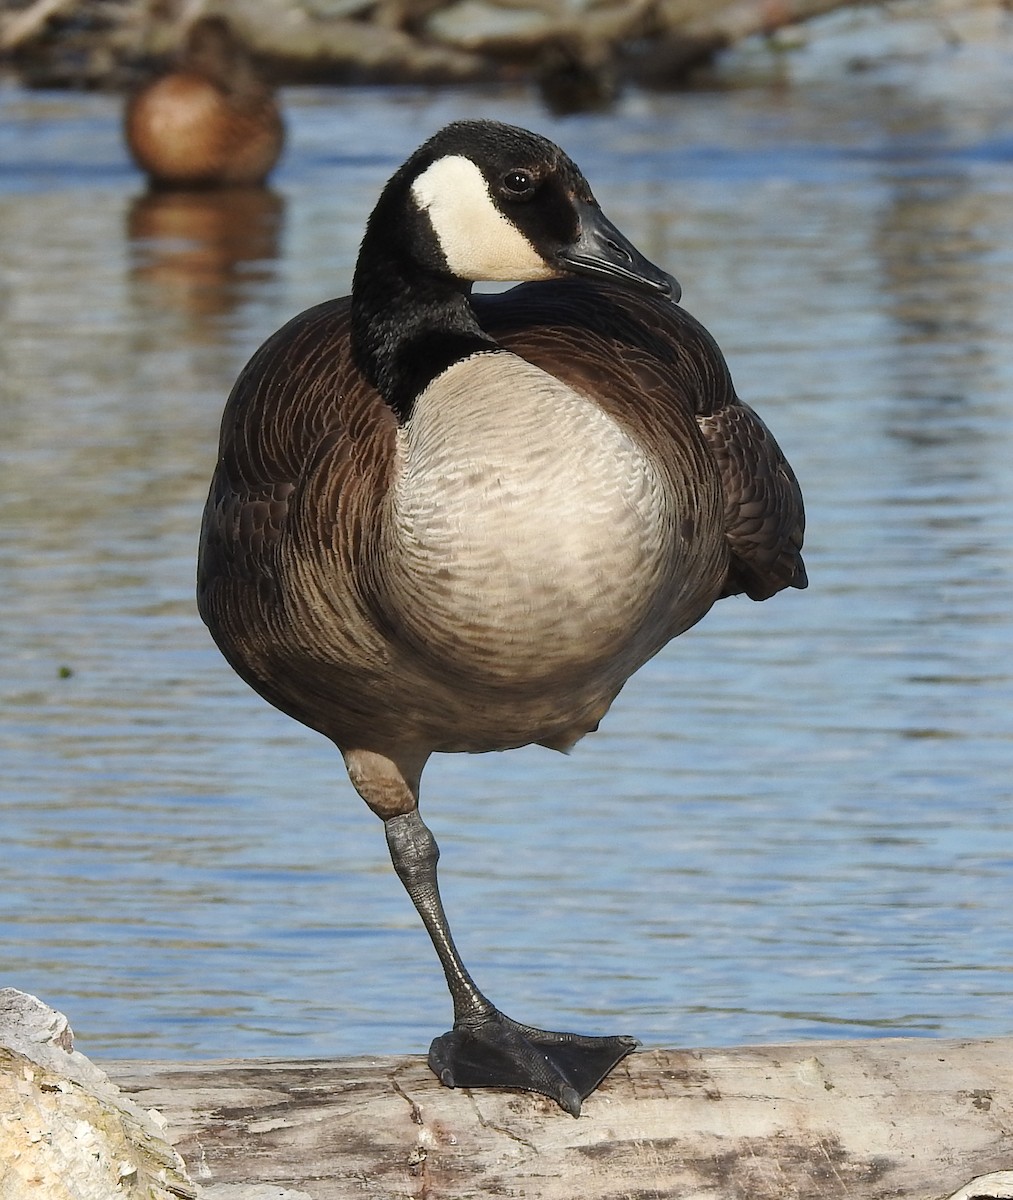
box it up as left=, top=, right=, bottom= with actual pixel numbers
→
left=197, top=297, right=397, bottom=698
left=697, top=401, right=807, bottom=601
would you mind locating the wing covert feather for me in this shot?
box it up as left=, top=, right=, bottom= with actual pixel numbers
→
left=697, top=402, right=806, bottom=600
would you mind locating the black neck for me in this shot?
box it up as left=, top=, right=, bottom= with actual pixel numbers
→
left=350, top=188, right=496, bottom=422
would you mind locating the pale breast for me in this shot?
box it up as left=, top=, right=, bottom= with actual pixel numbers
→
left=383, top=352, right=680, bottom=687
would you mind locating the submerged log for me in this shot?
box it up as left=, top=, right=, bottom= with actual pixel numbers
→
left=107, top=1036, right=1013, bottom=1200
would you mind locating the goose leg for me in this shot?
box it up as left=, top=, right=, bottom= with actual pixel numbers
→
left=385, top=809, right=637, bottom=1116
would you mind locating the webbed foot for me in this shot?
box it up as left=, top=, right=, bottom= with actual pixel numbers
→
left=429, top=1011, right=638, bottom=1116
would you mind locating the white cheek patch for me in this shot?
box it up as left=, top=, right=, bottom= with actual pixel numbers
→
left=411, top=155, right=558, bottom=283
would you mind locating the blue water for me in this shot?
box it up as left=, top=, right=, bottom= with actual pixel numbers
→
left=1, top=64, right=1012, bottom=1063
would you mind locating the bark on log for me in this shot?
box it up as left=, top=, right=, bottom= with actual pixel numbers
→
left=105, top=1037, right=1013, bottom=1200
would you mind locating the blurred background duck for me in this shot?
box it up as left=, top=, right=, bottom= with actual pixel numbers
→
left=124, top=15, right=284, bottom=189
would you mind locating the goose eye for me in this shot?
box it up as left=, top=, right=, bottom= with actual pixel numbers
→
left=502, top=169, right=535, bottom=199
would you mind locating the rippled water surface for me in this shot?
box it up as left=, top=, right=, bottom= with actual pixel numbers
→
left=2, top=61, right=1012, bottom=1062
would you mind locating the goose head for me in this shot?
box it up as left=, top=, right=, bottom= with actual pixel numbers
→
left=357, top=120, right=681, bottom=302
left=351, top=121, right=680, bottom=412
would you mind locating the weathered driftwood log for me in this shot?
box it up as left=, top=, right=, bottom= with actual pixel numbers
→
left=106, top=1036, right=1013, bottom=1200
left=3, top=988, right=1011, bottom=1199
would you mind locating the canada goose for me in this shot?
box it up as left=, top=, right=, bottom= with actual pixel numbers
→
left=197, top=119, right=806, bottom=1116
left=125, top=16, right=283, bottom=189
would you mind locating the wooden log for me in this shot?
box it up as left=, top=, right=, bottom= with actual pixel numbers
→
left=0, top=0, right=77, bottom=53
left=3, top=990, right=1010, bottom=1198
left=106, top=1037, right=1013, bottom=1200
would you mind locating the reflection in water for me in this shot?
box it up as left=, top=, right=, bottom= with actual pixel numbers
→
left=126, top=185, right=284, bottom=319
left=873, top=156, right=1009, bottom=518
left=868, top=161, right=1013, bottom=755
left=876, top=169, right=1000, bottom=431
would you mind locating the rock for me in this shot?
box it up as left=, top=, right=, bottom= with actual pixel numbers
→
left=0, top=988, right=199, bottom=1200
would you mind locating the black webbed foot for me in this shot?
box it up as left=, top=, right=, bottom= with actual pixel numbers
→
left=384, top=812, right=638, bottom=1116
left=429, top=1011, right=638, bottom=1116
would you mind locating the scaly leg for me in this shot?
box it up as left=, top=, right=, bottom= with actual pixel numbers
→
left=385, top=809, right=637, bottom=1116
